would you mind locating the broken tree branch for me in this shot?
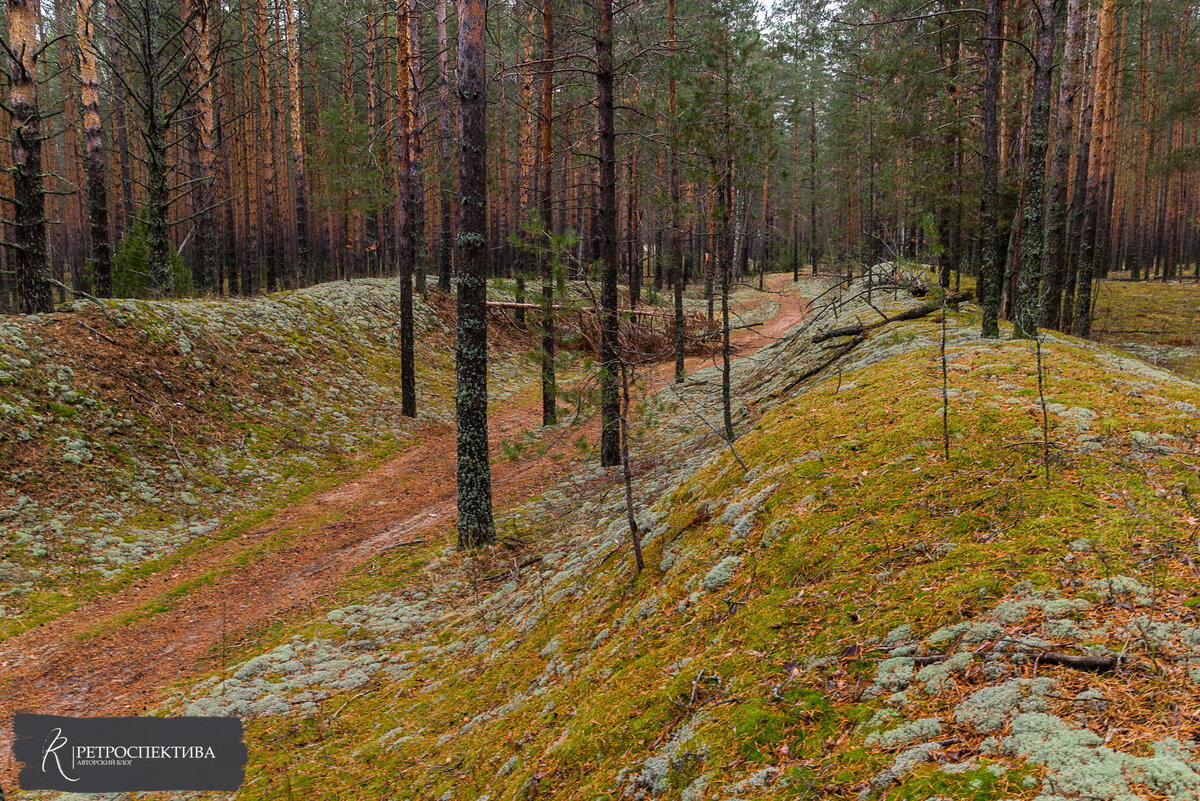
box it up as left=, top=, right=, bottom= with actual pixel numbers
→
left=780, top=335, right=867, bottom=394
left=812, top=291, right=972, bottom=344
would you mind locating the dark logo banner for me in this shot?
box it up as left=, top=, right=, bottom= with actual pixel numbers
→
left=13, top=714, right=246, bottom=792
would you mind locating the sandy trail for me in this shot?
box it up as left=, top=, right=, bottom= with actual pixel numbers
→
left=0, top=275, right=807, bottom=788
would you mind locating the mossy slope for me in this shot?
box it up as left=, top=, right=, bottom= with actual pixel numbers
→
left=163, top=277, right=1200, bottom=801
left=39, top=276, right=1200, bottom=801
left=0, top=280, right=541, bottom=638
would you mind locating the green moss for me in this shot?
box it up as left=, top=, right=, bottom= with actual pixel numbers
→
left=892, top=762, right=1033, bottom=800
left=110, top=280, right=1200, bottom=800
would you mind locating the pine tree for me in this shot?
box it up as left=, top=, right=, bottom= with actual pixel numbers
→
left=539, top=0, right=556, bottom=426
left=978, top=0, right=1003, bottom=338
left=1012, top=0, right=1056, bottom=338
left=597, top=0, right=621, bottom=468
left=454, top=0, right=494, bottom=548
left=77, top=0, right=112, bottom=296
left=5, top=0, right=51, bottom=313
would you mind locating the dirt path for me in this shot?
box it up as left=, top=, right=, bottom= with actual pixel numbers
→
left=0, top=276, right=807, bottom=787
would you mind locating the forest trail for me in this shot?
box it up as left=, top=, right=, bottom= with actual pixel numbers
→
left=0, top=275, right=807, bottom=783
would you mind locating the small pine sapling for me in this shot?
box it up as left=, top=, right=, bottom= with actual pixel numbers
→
left=1035, top=333, right=1051, bottom=484
left=921, top=214, right=951, bottom=460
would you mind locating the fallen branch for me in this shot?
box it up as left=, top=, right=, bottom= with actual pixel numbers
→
left=380, top=538, right=428, bottom=552
left=1092, top=327, right=1170, bottom=336
left=77, top=320, right=120, bottom=346
left=779, top=335, right=866, bottom=393
left=812, top=291, right=972, bottom=344
left=330, top=690, right=369, bottom=721
left=1028, top=652, right=1122, bottom=672
left=857, top=645, right=1122, bottom=673
left=1000, top=440, right=1066, bottom=450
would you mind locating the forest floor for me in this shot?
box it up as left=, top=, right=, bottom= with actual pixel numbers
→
left=0, top=272, right=805, bottom=789
left=118, top=268, right=1197, bottom=801
left=4, top=270, right=1199, bottom=801
left=1092, top=277, right=1200, bottom=380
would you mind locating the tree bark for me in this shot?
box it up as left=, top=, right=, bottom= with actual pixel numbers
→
left=454, top=0, right=495, bottom=547
left=396, top=0, right=417, bottom=417
left=407, top=0, right=427, bottom=296
left=597, top=0, right=621, bottom=468
left=106, top=9, right=134, bottom=239
left=809, top=96, right=819, bottom=274
left=77, top=0, right=112, bottom=296
left=1012, top=0, right=1056, bottom=338
left=253, top=0, right=279, bottom=292
left=1062, top=28, right=1095, bottom=330
left=496, top=21, right=511, bottom=281
left=721, top=169, right=734, bottom=443
left=628, top=78, right=641, bottom=309
left=1040, top=0, right=1081, bottom=329
left=1074, top=0, right=1117, bottom=337
left=284, top=0, right=308, bottom=283
left=540, top=0, right=556, bottom=425
left=187, top=0, right=218, bottom=294
left=7, top=0, right=50, bottom=313
left=939, top=11, right=961, bottom=289
left=791, top=119, right=799, bottom=280
left=436, top=0, right=454, bottom=290
left=669, top=0, right=684, bottom=382
left=137, top=0, right=173, bottom=296
left=978, top=0, right=1003, bottom=337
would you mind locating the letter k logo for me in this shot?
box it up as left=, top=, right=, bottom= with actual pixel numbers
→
left=41, top=728, right=79, bottom=783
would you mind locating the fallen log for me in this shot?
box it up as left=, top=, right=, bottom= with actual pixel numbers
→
left=780, top=334, right=866, bottom=393
left=856, top=648, right=1122, bottom=673
left=812, top=291, right=972, bottom=344
left=486, top=300, right=681, bottom=320
left=1028, top=652, right=1122, bottom=672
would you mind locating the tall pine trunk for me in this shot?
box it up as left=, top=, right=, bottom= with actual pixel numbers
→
left=1074, top=0, right=1117, bottom=336
left=720, top=168, right=734, bottom=443
left=1062, top=33, right=1095, bottom=330
left=979, top=0, right=1003, bottom=337
left=77, top=0, right=112, bottom=296
left=137, top=0, right=173, bottom=296
left=454, top=0, right=495, bottom=547
left=187, top=0, right=219, bottom=294
left=669, top=0, right=684, bottom=382
left=809, top=97, right=818, bottom=274
left=407, top=0, right=427, bottom=296
left=7, top=0, right=50, bottom=313
left=939, top=14, right=961, bottom=289
left=436, top=0, right=454, bottom=291
left=253, top=0, right=279, bottom=291
left=106, top=9, right=134, bottom=239
left=1040, top=0, right=1081, bottom=329
left=597, top=0, right=621, bottom=468
left=1012, top=0, right=1056, bottom=338
left=539, top=0, right=556, bottom=425
left=396, top=0, right=417, bottom=417
left=791, top=120, right=799, bottom=280
left=628, top=79, right=641, bottom=308
left=284, top=0, right=308, bottom=282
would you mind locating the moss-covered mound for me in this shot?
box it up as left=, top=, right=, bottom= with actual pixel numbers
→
left=161, top=276, right=1200, bottom=800
left=0, top=280, right=492, bottom=637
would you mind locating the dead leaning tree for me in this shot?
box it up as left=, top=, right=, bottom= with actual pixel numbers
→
left=777, top=287, right=973, bottom=395
left=812, top=291, right=972, bottom=344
